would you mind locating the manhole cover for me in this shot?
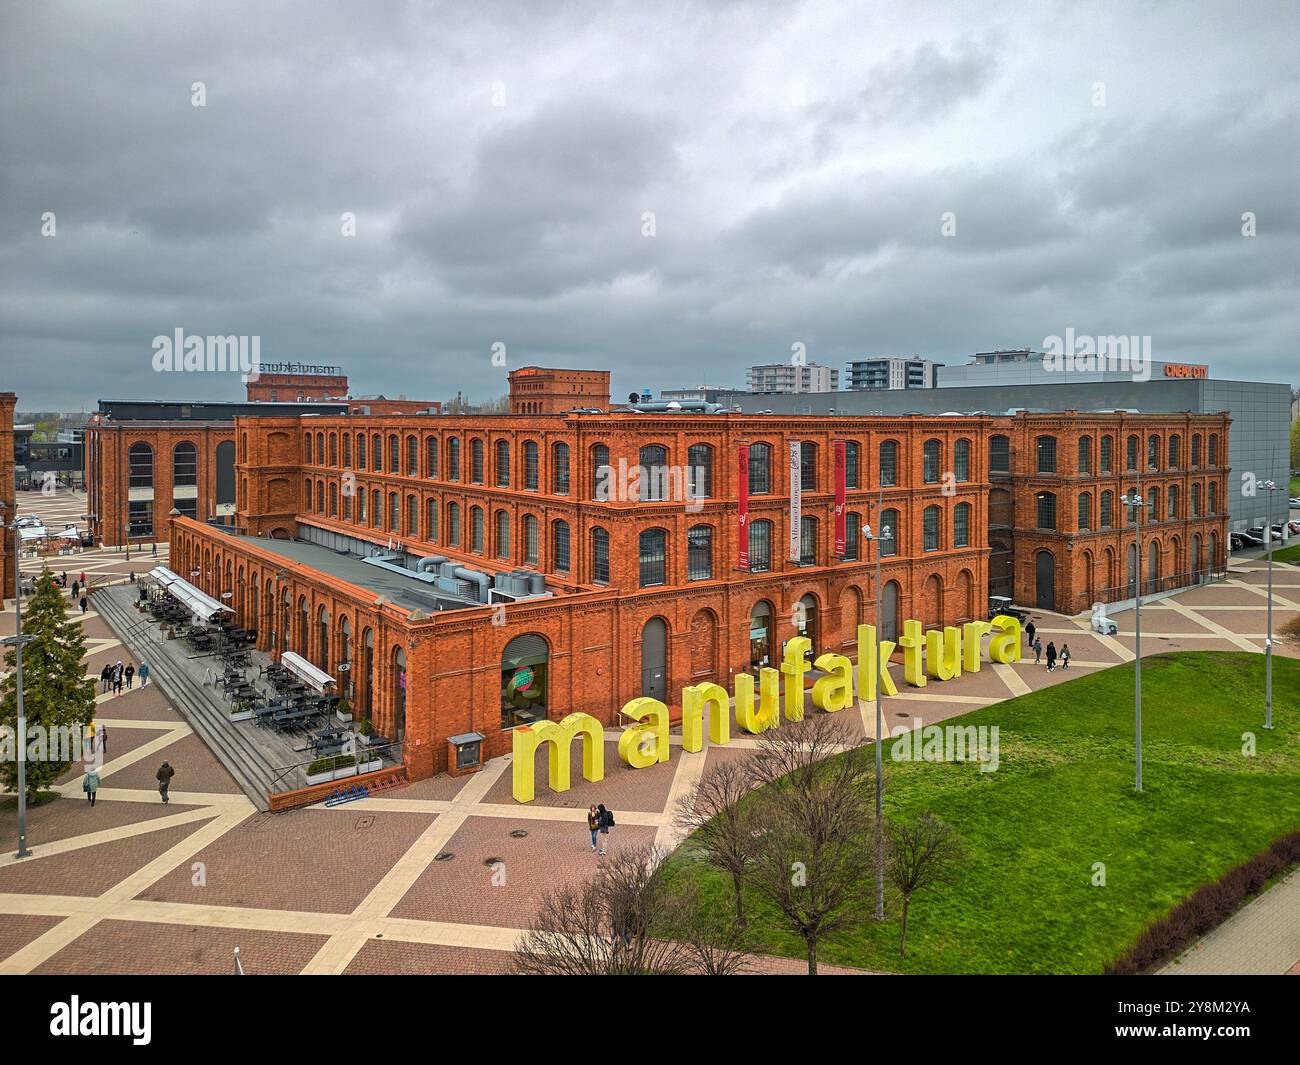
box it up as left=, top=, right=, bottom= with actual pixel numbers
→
left=484, top=856, right=503, bottom=866
left=895, top=711, right=909, bottom=718
left=434, top=851, right=455, bottom=862
left=509, top=829, right=529, bottom=838
left=355, top=815, right=375, bottom=829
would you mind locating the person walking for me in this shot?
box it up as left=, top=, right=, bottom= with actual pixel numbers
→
left=100, top=663, right=112, bottom=693
left=71, top=579, right=78, bottom=600
left=1025, top=619, right=1037, bottom=647
left=596, top=803, right=615, bottom=855
left=1033, top=637, right=1043, bottom=664
left=125, top=663, right=135, bottom=689
left=156, top=761, right=175, bottom=804
left=587, top=805, right=601, bottom=851
left=83, top=768, right=100, bottom=807
left=98, top=724, right=107, bottom=756
left=113, top=661, right=124, bottom=695
left=79, top=594, right=88, bottom=614
left=151, top=543, right=158, bottom=557
left=1045, top=640, right=1057, bottom=672
left=1061, top=643, right=1071, bottom=670
left=139, top=661, right=149, bottom=688
left=79, top=571, right=87, bottom=586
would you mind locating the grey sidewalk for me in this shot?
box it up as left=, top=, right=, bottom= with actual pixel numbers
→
left=1160, top=868, right=1300, bottom=975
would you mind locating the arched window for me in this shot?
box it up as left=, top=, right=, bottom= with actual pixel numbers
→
left=552, top=443, right=570, bottom=494
left=426, top=498, right=438, bottom=541
left=591, top=527, right=610, bottom=583
left=880, top=509, right=900, bottom=556
left=687, top=444, right=713, bottom=499
left=1147, top=434, right=1159, bottom=470
left=304, top=478, right=313, bottom=512
left=880, top=440, right=899, bottom=485
left=447, top=438, right=461, bottom=481
left=1127, top=435, right=1139, bottom=471
left=329, top=482, right=338, bottom=517
left=844, top=511, right=861, bottom=559
left=523, top=514, right=538, bottom=565
left=1077, top=437, right=1091, bottom=475
left=748, top=443, right=772, bottom=494
left=501, top=633, right=550, bottom=729
left=173, top=441, right=197, bottom=487
left=426, top=437, right=438, bottom=479
left=470, top=439, right=484, bottom=483
left=799, top=515, right=818, bottom=565
left=1191, top=434, right=1202, bottom=468
left=1192, top=483, right=1203, bottom=516
left=1167, top=485, right=1179, bottom=520
left=406, top=494, right=417, bottom=536
left=954, top=439, right=970, bottom=482
left=388, top=434, right=399, bottom=473
left=1208, top=434, right=1218, bottom=466
left=552, top=520, right=570, bottom=571
left=342, top=433, right=351, bottom=468
left=317, top=480, right=325, bottom=514
left=923, top=505, right=940, bottom=551
left=304, top=434, right=313, bottom=464
left=800, top=441, right=818, bottom=491
left=748, top=519, right=772, bottom=573
left=387, top=491, right=399, bottom=531
left=1036, top=436, right=1057, bottom=474
left=1100, top=435, right=1113, bottom=473
left=1078, top=492, right=1092, bottom=530
left=495, top=510, right=510, bottom=559
left=495, top=439, right=511, bottom=487
left=640, top=528, right=667, bottom=586
left=1146, top=486, right=1159, bottom=519
left=406, top=435, right=418, bottom=477
left=1208, top=481, right=1218, bottom=514
left=988, top=435, right=1009, bottom=473
left=843, top=441, right=860, bottom=489
left=447, top=502, right=460, bottom=546
left=923, top=440, right=940, bottom=483
left=1168, top=435, right=1180, bottom=468
left=591, top=444, right=610, bottom=499
left=356, top=433, right=366, bottom=469
left=471, top=506, right=485, bottom=552
left=640, top=444, right=669, bottom=501
left=1036, top=492, right=1057, bottom=530
left=523, top=441, right=539, bottom=490
left=687, top=525, right=713, bottom=581
left=128, top=442, right=154, bottom=488
left=954, top=502, right=971, bottom=547
left=371, top=433, right=381, bottom=471
left=1101, top=490, right=1113, bottom=528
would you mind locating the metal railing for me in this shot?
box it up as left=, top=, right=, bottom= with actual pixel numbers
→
left=268, top=740, right=403, bottom=796
left=1097, top=567, right=1227, bottom=605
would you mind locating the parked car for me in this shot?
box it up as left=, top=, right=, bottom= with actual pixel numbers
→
left=1246, top=525, right=1284, bottom=543
left=1231, top=531, right=1265, bottom=550
left=1289, top=497, right=1300, bottom=509
left=1288, top=520, right=1300, bottom=536
left=988, top=595, right=1028, bottom=625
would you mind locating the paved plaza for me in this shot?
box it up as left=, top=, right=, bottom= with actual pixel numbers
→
left=2, top=487, right=1299, bottom=975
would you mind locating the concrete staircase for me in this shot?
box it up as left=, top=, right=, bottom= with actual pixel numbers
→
left=93, top=585, right=276, bottom=811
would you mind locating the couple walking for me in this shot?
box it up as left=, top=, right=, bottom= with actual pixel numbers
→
left=586, top=803, right=616, bottom=855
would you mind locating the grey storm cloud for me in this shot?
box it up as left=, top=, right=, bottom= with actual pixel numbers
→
left=0, top=0, right=1296, bottom=409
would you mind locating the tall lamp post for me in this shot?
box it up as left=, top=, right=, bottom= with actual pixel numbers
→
left=1259, top=480, right=1282, bottom=730
left=1120, top=487, right=1154, bottom=792
left=863, top=494, right=891, bottom=921
left=123, top=520, right=131, bottom=562
left=1, top=503, right=34, bottom=858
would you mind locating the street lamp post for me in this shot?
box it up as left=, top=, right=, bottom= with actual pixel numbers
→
left=1259, top=480, right=1282, bottom=730
left=1120, top=486, right=1154, bottom=792
left=123, top=520, right=130, bottom=562
left=863, top=484, right=891, bottom=921
left=1, top=504, right=34, bottom=858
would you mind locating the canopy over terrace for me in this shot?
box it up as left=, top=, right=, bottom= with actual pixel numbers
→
left=278, top=650, right=335, bottom=692
left=146, top=566, right=234, bottom=622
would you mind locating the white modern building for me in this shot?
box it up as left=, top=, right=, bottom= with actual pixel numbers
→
left=747, top=362, right=838, bottom=393
left=845, top=356, right=940, bottom=390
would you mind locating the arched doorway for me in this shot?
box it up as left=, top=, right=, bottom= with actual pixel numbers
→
left=317, top=606, right=330, bottom=672
left=689, top=610, right=717, bottom=682
left=1035, top=550, right=1056, bottom=611
left=794, top=594, right=818, bottom=660
left=881, top=580, right=900, bottom=642
left=502, top=633, right=550, bottom=729
left=923, top=575, right=943, bottom=628
left=749, top=601, right=774, bottom=671
left=361, top=628, right=374, bottom=723
left=392, top=646, right=407, bottom=745
left=1192, top=534, right=1202, bottom=582
left=641, top=617, right=668, bottom=701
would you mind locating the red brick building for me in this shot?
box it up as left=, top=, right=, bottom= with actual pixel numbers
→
left=167, top=383, right=1229, bottom=782
left=508, top=366, right=610, bottom=414
left=245, top=364, right=349, bottom=403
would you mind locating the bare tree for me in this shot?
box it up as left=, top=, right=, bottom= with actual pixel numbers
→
left=744, top=715, right=876, bottom=974
left=674, top=759, right=760, bottom=923
left=662, top=881, right=752, bottom=976
left=885, top=811, right=966, bottom=957
left=514, top=845, right=692, bottom=975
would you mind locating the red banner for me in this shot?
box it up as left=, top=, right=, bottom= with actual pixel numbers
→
left=737, top=444, right=749, bottom=570
left=833, top=440, right=847, bottom=557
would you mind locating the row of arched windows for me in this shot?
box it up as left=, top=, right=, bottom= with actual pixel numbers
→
left=127, top=441, right=198, bottom=488
left=1024, top=431, right=1222, bottom=476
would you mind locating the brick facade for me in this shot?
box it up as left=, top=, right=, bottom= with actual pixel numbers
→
left=508, top=366, right=610, bottom=414
left=245, top=370, right=349, bottom=404
left=166, top=402, right=1229, bottom=783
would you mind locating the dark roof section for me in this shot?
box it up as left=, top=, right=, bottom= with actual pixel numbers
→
left=96, top=399, right=350, bottom=422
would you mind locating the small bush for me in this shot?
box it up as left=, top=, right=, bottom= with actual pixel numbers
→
left=1105, top=830, right=1300, bottom=974
left=306, top=754, right=357, bottom=776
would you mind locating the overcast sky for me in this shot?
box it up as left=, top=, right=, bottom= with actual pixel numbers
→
left=1, top=0, right=1296, bottom=410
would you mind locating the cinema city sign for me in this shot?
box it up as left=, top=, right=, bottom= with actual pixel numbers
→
left=511, top=615, right=1022, bottom=802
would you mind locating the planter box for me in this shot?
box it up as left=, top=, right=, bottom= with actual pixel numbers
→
left=357, top=758, right=382, bottom=775
left=335, top=710, right=353, bottom=724
left=305, top=770, right=334, bottom=786
left=229, top=710, right=253, bottom=723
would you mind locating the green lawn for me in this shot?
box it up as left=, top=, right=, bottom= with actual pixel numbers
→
left=663, top=651, right=1300, bottom=974
left=1273, top=541, right=1300, bottom=565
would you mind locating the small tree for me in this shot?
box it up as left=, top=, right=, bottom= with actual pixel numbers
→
left=0, top=571, right=97, bottom=800
left=663, top=880, right=751, bottom=976
left=886, top=811, right=966, bottom=957
left=674, top=759, right=760, bottom=922
left=745, top=716, right=875, bottom=974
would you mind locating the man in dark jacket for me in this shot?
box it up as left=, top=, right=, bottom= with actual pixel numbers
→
left=596, top=804, right=615, bottom=855
left=156, top=762, right=175, bottom=803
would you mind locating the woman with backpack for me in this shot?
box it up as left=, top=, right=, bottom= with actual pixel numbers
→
left=83, top=768, right=100, bottom=807
left=596, top=803, right=615, bottom=855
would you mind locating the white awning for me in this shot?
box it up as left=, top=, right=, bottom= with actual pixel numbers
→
left=279, top=651, right=335, bottom=692
left=146, top=566, right=233, bottom=621
left=18, top=525, right=47, bottom=542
